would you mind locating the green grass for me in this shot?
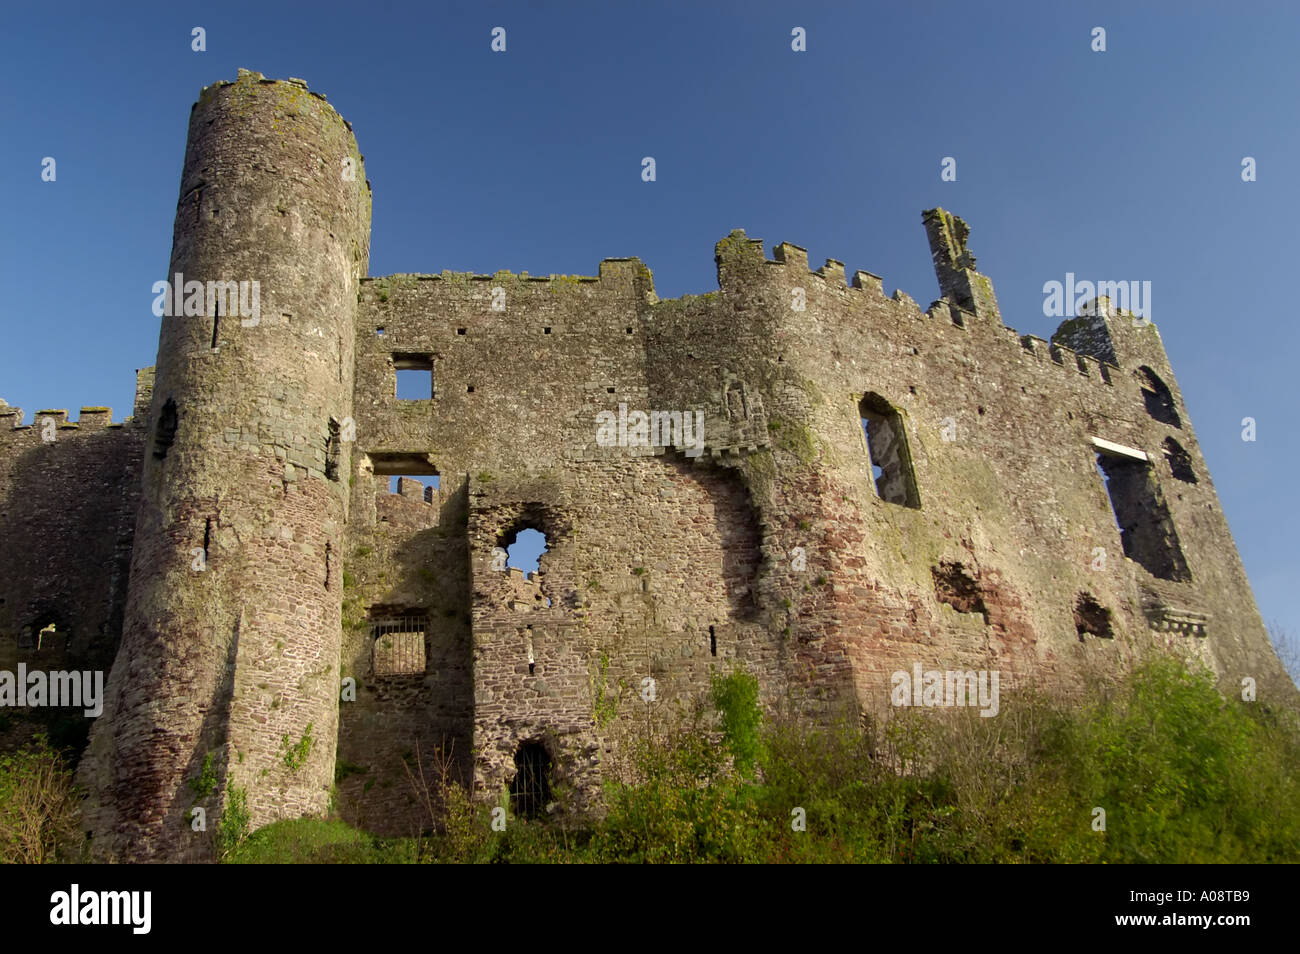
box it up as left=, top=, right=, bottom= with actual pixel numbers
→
left=225, top=818, right=417, bottom=864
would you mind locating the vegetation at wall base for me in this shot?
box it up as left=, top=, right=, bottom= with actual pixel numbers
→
left=2, top=658, right=1296, bottom=864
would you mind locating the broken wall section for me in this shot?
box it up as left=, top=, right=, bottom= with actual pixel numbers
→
left=466, top=455, right=778, bottom=813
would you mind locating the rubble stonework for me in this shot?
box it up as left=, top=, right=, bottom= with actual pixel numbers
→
left=1, top=71, right=1292, bottom=861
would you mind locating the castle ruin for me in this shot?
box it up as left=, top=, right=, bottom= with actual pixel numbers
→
left=0, top=70, right=1292, bottom=862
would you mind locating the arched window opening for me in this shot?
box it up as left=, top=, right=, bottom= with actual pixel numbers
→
left=859, top=393, right=920, bottom=508
left=19, top=616, right=63, bottom=652
left=506, top=528, right=547, bottom=575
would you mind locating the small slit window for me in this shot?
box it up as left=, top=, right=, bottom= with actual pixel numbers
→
left=325, top=418, right=341, bottom=481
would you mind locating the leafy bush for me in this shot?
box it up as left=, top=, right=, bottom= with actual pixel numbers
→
left=216, top=782, right=251, bottom=860
left=589, top=726, right=763, bottom=863
left=711, top=667, right=763, bottom=778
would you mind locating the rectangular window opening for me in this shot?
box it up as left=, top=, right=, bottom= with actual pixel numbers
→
left=386, top=474, right=441, bottom=497
left=1095, top=451, right=1190, bottom=582
left=371, top=452, right=441, bottom=501
left=394, top=353, right=434, bottom=400
left=371, top=615, right=428, bottom=677
left=859, top=394, right=920, bottom=509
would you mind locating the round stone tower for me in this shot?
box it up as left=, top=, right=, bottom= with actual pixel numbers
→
left=80, top=70, right=370, bottom=861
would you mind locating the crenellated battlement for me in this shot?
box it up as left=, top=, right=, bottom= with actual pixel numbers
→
left=362, top=260, right=654, bottom=290
left=0, top=403, right=133, bottom=440
left=351, top=215, right=1156, bottom=424
left=700, top=220, right=1147, bottom=402
left=0, top=367, right=152, bottom=444
left=359, top=259, right=656, bottom=316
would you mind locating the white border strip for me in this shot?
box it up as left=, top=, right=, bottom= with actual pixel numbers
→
left=1091, top=436, right=1149, bottom=461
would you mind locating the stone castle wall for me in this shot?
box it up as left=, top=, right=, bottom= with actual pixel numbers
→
left=1, top=71, right=1292, bottom=858
left=0, top=387, right=148, bottom=753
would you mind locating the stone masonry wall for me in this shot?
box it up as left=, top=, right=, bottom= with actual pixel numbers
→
left=0, top=386, right=147, bottom=754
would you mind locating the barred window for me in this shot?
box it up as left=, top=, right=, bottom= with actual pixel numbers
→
left=510, top=741, right=553, bottom=818
left=370, top=616, right=427, bottom=676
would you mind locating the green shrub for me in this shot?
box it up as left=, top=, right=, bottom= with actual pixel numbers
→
left=589, top=725, right=763, bottom=863
left=0, top=733, right=82, bottom=863
left=711, top=667, right=763, bottom=778
left=216, top=782, right=251, bottom=860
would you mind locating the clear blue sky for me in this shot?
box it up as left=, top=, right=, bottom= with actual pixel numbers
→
left=2, top=1, right=1296, bottom=654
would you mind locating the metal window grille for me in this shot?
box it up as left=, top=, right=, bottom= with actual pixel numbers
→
left=371, top=616, right=427, bottom=676
left=510, top=742, right=552, bottom=818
